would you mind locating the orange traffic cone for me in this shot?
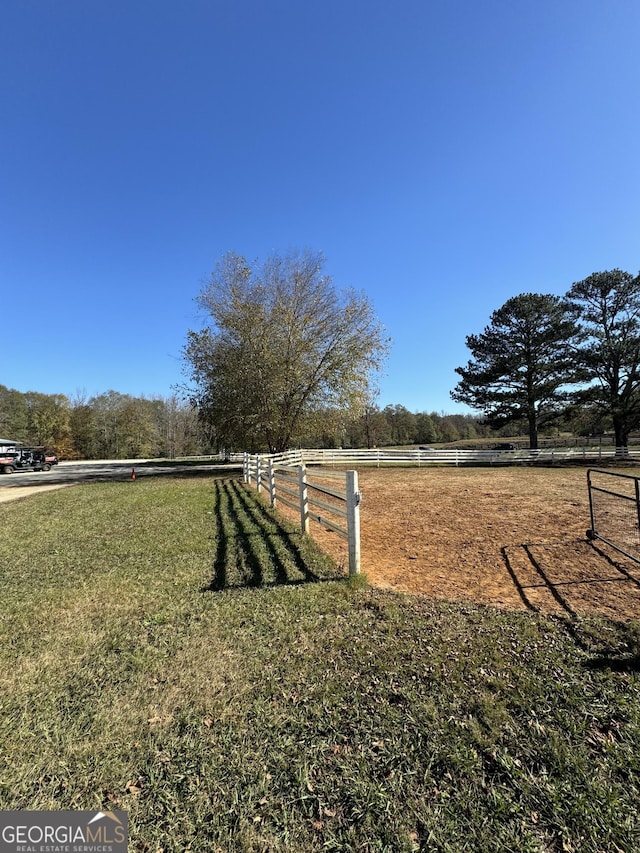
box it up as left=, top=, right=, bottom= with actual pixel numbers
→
left=131, top=467, right=136, bottom=480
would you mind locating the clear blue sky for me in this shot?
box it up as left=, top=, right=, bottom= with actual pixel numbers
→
left=2, top=1, right=639, bottom=414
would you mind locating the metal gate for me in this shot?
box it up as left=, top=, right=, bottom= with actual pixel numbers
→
left=587, top=468, right=640, bottom=564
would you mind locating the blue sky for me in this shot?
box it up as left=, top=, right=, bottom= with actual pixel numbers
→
left=2, top=1, right=639, bottom=414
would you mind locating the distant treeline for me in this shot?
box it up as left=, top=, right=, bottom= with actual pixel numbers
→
left=0, top=386, right=203, bottom=459
left=0, top=385, right=598, bottom=459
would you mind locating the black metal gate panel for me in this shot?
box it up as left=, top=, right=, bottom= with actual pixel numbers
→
left=587, top=469, right=640, bottom=564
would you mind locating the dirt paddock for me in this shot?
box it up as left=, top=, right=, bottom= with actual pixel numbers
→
left=307, top=466, right=640, bottom=622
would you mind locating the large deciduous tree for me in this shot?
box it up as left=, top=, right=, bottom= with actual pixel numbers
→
left=566, top=269, right=640, bottom=450
left=451, top=293, right=583, bottom=448
left=183, top=249, right=389, bottom=453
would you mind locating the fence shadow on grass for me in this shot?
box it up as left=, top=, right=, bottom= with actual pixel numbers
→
left=582, top=653, right=640, bottom=672
left=502, top=539, right=640, bottom=671
left=501, top=539, right=640, bottom=618
left=203, top=479, right=338, bottom=593
left=501, top=543, right=577, bottom=617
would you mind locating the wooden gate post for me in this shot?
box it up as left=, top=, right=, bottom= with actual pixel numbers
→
left=346, top=469, right=361, bottom=575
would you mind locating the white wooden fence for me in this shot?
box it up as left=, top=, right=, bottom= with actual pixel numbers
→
left=182, top=445, right=640, bottom=467
left=243, top=452, right=361, bottom=575
left=242, top=446, right=640, bottom=468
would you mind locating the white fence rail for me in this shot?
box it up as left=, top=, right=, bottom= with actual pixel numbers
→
left=243, top=453, right=361, bottom=575
left=169, top=452, right=246, bottom=462
left=182, top=445, right=640, bottom=468
left=243, top=446, right=640, bottom=467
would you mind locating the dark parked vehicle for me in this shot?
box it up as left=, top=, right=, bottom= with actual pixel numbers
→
left=493, top=443, right=516, bottom=451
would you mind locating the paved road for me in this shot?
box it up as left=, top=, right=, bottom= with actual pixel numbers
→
left=0, top=459, right=242, bottom=502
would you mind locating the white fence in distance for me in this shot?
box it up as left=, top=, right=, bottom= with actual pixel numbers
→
left=242, top=446, right=640, bottom=468
left=179, top=445, right=640, bottom=467
left=243, top=452, right=361, bottom=576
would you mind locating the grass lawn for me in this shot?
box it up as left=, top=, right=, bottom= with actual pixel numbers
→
left=1, top=473, right=639, bottom=852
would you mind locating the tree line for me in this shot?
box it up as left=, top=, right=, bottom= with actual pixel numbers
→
left=0, top=383, right=510, bottom=459
left=0, top=388, right=203, bottom=459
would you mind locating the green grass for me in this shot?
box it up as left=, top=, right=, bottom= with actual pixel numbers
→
left=1, top=474, right=639, bottom=852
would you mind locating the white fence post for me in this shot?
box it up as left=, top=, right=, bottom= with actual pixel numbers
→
left=243, top=452, right=249, bottom=483
left=346, top=469, right=361, bottom=575
left=298, top=464, right=309, bottom=534
left=268, top=458, right=276, bottom=508
left=255, top=456, right=262, bottom=494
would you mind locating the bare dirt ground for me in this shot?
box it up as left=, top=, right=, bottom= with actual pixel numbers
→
left=305, top=466, right=640, bottom=622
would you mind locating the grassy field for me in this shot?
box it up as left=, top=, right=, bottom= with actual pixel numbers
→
left=1, top=473, right=639, bottom=852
